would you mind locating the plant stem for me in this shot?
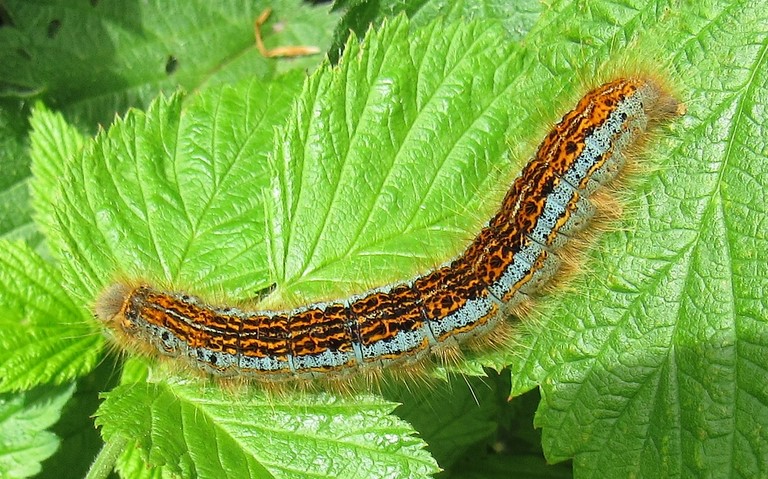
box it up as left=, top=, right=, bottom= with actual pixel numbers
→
left=85, top=435, right=128, bottom=479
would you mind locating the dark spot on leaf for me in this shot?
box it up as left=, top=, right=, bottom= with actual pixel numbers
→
left=90, top=0, right=100, bottom=6
left=165, top=55, right=178, bottom=75
left=0, top=5, right=13, bottom=28
left=47, top=19, right=61, bottom=39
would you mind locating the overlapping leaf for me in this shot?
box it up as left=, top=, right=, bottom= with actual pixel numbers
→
left=0, top=0, right=337, bottom=127
left=99, top=381, right=436, bottom=479
left=0, top=241, right=99, bottom=391
left=0, top=102, right=39, bottom=246
left=49, top=75, right=305, bottom=303
left=0, top=383, right=75, bottom=478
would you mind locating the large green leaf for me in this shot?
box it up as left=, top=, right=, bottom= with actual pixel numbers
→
left=266, top=16, right=522, bottom=303
left=503, top=1, right=768, bottom=478
left=48, top=74, right=306, bottom=303
left=98, top=381, right=436, bottom=479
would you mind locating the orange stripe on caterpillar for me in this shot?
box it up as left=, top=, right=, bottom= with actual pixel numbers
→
left=95, top=77, right=683, bottom=382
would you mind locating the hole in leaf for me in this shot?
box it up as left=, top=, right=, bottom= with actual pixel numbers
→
left=255, top=283, right=277, bottom=302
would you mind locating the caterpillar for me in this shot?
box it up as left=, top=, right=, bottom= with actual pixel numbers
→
left=95, top=77, right=682, bottom=384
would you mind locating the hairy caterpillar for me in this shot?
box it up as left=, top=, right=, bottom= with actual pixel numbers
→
left=95, top=77, right=682, bottom=385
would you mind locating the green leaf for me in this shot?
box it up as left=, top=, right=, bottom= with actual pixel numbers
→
left=36, top=361, right=120, bottom=479
left=0, top=100, right=41, bottom=246
left=0, top=383, right=75, bottom=478
left=267, top=15, right=523, bottom=303
left=97, top=382, right=437, bottom=479
left=0, top=0, right=337, bottom=127
left=51, top=74, right=305, bottom=302
left=28, top=103, right=86, bottom=253
left=0, top=241, right=100, bottom=391
left=116, top=441, right=175, bottom=479
left=502, top=1, right=768, bottom=478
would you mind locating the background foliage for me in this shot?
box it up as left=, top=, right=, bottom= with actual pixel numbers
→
left=0, top=0, right=765, bottom=478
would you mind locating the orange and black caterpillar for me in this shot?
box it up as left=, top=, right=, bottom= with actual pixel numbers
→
left=96, top=78, right=682, bottom=383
